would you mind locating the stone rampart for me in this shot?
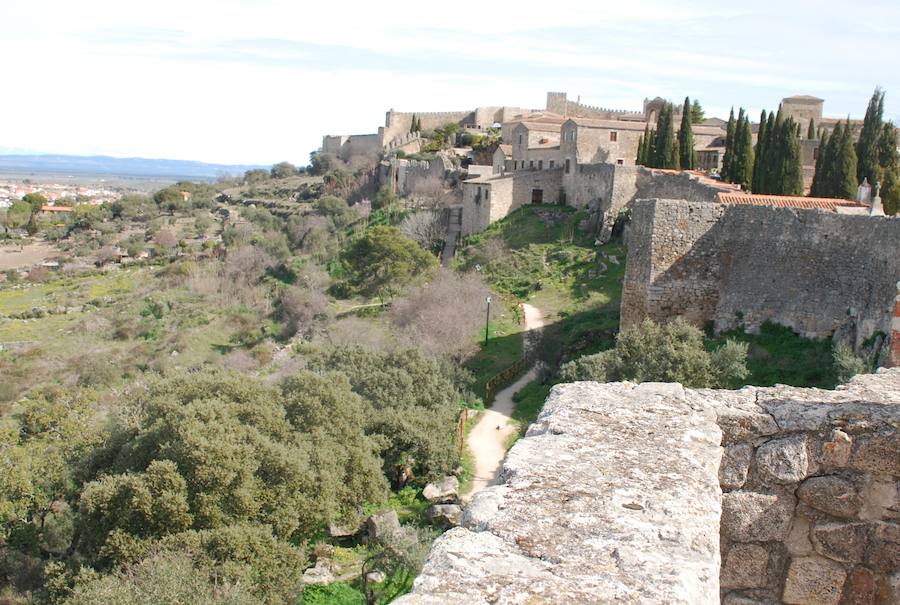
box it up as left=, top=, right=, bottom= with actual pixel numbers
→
left=396, top=371, right=900, bottom=604
left=621, top=199, right=900, bottom=346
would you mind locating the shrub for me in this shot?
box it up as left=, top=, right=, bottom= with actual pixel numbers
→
left=833, top=342, right=868, bottom=384
left=560, top=319, right=749, bottom=388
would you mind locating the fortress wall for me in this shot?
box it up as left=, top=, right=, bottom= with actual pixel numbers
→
left=396, top=371, right=900, bottom=605
left=622, top=199, right=900, bottom=345
left=384, top=110, right=475, bottom=142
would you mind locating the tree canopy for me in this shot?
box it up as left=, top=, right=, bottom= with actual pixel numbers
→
left=341, top=225, right=437, bottom=299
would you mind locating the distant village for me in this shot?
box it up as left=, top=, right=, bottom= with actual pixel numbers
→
left=0, top=180, right=123, bottom=209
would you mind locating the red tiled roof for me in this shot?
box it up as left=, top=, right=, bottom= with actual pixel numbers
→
left=717, top=193, right=866, bottom=211
left=40, top=205, right=73, bottom=212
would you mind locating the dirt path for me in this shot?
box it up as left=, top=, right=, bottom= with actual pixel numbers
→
left=463, top=303, right=546, bottom=502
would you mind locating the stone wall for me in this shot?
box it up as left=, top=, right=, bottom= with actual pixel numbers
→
left=460, top=169, right=563, bottom=235
left=710, top=369, right=900, bottom=604
left=622, top=199, right=900, bottom=346
left=396, top=371, right=900, bottom=605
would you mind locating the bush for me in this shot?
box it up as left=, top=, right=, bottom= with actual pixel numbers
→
left=340, top=226, right=437, bottom=299
left=833, top=342, right=868, bottom=384
left=560, top=319, right=749, bottom=388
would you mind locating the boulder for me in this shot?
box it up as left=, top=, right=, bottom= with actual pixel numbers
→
left=782, top=556, right=846, bottom=605
left=302, top=559, right=335, bottom=585
left=366, top=571, right=386, bottom=584
left=427, top=504, right=462, bottom=529
left=423, top=476, right=459, bottom=504
left=366, top=510, right=400, bottom=542
left=756, top=435, right=809, bottom=484
left=328, top=519, right=363, bottom=538
left=797, top=475, right=862, bottom=519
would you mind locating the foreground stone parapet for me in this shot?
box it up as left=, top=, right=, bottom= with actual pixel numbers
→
left=399, top=370, right=900, bottom=604
left=396, top=381, right=724, bottom=604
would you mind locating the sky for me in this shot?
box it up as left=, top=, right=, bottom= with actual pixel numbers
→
left=2, top=0, right=899, bottom=166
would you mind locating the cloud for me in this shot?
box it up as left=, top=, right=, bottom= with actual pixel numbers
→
left=2, top=0, right=898, bottom=163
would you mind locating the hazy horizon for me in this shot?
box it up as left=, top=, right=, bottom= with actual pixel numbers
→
left=4, top=0, right=899, bottom=166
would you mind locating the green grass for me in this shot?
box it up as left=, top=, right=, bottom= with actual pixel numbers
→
left=707, top=321, right=838, bottom=389
left=463, top=306, right=525, bottom=401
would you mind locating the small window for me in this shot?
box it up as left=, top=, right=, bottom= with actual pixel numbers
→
left=813, top=147, right=819, bottom=160
left=549, top=160, right=555, bottom=168
left=529, top=160, right=534, bottom=169
left=518, top=134, right=523, bottom=144
left=565, top=159, right=571, bottom=174
left=538, top=160, right=543, bottom=170
left=485, top=189, right=490, bottom=200
left=616, top=159, right=624, bottom=165
left=610, top=131, right=618, bottom=142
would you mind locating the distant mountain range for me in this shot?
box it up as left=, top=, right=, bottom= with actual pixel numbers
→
left=0, top=154, right=267, bottom=180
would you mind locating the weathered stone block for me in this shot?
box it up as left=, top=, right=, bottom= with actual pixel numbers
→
left=850, top=432, right=900, bottom=476
left=797, top=476, right=863, bottom=519
left=721, top=543, right=769, bottom=589
left=865, top=521, right=900, bottom=574
left=757, top=435, right=809, bottom=484
left=839, top=566, right=875, bottom=605
left=782, top=556, right=847, bottom=605
left=787, top=516, right=815, bottom=556
left=722, top=491, right=795, bottom=542
left=811, top=522, right=870, bottom=564
left=720, top=443, right=753, bottom=490
left=822, top=429, right=852, bottom=467
left=366, top=510, right=400, bottom=542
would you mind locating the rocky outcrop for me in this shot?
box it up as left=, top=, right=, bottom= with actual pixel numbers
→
left=397, top=370, right=900, bottom=605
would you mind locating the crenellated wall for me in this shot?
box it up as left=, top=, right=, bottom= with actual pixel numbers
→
left=396, top=371, right=900, bottom=605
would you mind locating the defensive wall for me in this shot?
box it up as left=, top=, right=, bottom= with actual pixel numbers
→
left=621, top=199, right=900, bottom=348
left=397, top=371, right=900, bottom=604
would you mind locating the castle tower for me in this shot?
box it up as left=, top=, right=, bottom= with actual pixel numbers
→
left=546, top=92, right=568, bottom=115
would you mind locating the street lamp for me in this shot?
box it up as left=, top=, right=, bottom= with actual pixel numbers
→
left=484, top=296, right=492, bottom=346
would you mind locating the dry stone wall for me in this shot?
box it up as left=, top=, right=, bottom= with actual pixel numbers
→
left=397, top=371, right=900, bottom=604
left=622, top=199, right=900, bottom=347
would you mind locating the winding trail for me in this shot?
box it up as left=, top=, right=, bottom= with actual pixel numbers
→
left=463, top=303, right=545, bottom=502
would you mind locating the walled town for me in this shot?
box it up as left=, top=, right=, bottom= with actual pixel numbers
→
left=0, top=86, right=897, bottom=605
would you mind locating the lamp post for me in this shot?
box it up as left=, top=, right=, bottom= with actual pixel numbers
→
left=484, top=296, right=492, bottom=347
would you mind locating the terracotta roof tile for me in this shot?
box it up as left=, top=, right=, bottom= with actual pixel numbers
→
left=717, top=193, right=866, bottom=212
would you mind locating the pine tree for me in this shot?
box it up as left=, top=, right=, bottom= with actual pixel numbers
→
left=810, top=129, right=829, bottom=196
left=752, top=110, right=768, bottom=192
left=856, top=88, right=885, bottom=184
left=678, top=96, right=695, bottom=170
left=722, top=108, right=736, bottom=181
left=833, top=119, right=859, bottom=199
left=807, top=118, right=816, bottom=140
left=690, top=99, right=705, bottom=124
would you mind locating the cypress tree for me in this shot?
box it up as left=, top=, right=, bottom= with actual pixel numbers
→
left=781, top=118, right=804, bottom=195
left=735, top=113, right=755, bottom=190
left=856, top=87, right=885, bottom=185
left=636, top=135, right=644, bottom=165
left=722, top=108, right=736, bottom=181
left=752, top=110, right=768, bottom=192
left=834, top=118, right=859, bottom=199
left=877, top=121, right=899, bottom=178
left=410, top=114, right=417, bottom=134
left=678, top=96, right=695, bottom=170
left=807, top=118, right=816, bottom=140
left=647, top=128, right=657, bottom=166
left=820, top=123, right=841, bottom=197
left=653, top=103, right=678, bottom=169
left=809, top=129, right=829, bottom=196
left=638, top=125, right=651, bottom=165
left=882, top=166, right=900, bottom=215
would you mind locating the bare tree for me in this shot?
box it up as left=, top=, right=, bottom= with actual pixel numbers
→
left=153, top=229, right=178, bottom=250
left=408, top=174, right=458, bottom=210
left=399, top=211, right=445, bottom=251
left=277, top=285, right=330, bottom=340
left=390, top=269, right=498, bottom=359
